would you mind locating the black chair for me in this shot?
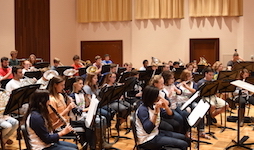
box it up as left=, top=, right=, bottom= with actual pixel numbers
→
left=0, top=79, right=11, bottom=89
left=130, top=112, right=181, bottom=150
left=21, top=125, right=32, bottom=150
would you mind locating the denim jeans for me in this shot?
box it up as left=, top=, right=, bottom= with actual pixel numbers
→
left=43, top=141, right=78, bottom=150
left=140, top=130, right=189, bottom=150
left=0, top=117, right=19, bottom=140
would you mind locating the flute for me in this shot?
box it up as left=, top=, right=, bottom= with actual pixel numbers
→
left=48, top=104, right=80, bottom=141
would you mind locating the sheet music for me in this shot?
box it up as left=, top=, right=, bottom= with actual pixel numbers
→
left=180, top=91, right=200, bottom=110
left=187, top=100, right=210, bottom=127
left=231, top=80, right=254, bottom=93
left=85, top=94, right=99, bottom=128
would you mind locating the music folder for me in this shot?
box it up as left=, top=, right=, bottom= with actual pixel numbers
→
left=187, top=100, right=210, bottom=127
left=231, top=80, right=254, bottom=93
left=84, top=94, right=99, bottom=128
left=180, top=91, right=200, bottom=111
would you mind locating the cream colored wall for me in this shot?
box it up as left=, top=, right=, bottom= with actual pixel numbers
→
left=50, top=0, right=78, bottom=66
left=0, top=0, right=15, bottom=58
left=76, top=0, right=248, bottom=69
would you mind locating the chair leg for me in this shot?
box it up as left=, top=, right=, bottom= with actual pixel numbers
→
left=0, top=129, right=5, bottom=150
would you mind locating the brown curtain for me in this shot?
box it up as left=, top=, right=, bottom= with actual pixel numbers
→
left=77, top=0, right=132, bottom=23
left=135, top=0, right=184, bottom=19
left=189, top=0, right=243, bottom=17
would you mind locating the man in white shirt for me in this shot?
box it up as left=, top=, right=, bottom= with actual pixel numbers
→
left=6, top=66, right=24, bottom=93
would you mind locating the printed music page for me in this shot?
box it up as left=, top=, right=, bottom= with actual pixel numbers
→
left=231, top=80, right=254, bottom=93
left=187, top=100, right=210, bottom=127
left=181, top=91, right=200, bottom=111
left=85, top=94, right=99, bottom=128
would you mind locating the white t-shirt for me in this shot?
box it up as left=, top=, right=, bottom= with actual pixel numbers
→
left=5, top=79, right=23, bottom=93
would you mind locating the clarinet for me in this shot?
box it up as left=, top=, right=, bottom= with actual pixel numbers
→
left=48, top=104, right=81, bottom=141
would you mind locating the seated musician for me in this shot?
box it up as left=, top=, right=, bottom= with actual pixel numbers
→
left=185, top=63, right=194, bottom=73
left=6, top=66, right=24, bottom=93
left=92, top=55, right=102, bottom=74
left=150, top=75, right=188, bottom=134
left=82, top=73, right=114, bottom=127
left=175, top=69, right=197, bottom=108
left=9, top=50, right=19, bottom=67
left=123, top=62, right=133, bottom=72
left=212, top=61, right=223, bottom=80
left=101, top=54, right=113, bottom=65
left=136, top=86, right=189, bottom=150
left=0, top=57, right=13, bottom=81
left=139, top=60, right=148, bottom=71
left=197, top=67, right=229, bottom=125
left=166, top=70, right=208, bottom=139
left=162, top=64, right=170, bottom=72
left=227, top=52, right=244, bottom=68
left=28, top=54, right=37, bottom=66
left=69, top=76, right=112, bottom=149
left=171, top=61, right=180, bottom=72
left=51, top=57, right=62, bottom=70
left=233, top=69, right=254, bottom=127
left=71, top=55, right=84, bottom=76
left=24, top=89, right=78, bottom=150
left=22, top=60, right=32, bottom=74
left=102, top=72, right=131, bottom=128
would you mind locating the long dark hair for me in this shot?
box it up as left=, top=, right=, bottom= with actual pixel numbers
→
left=24, top=89, right=53, bottom=131
left=84, top=73, right=98, bottom=93
left=48, top=76, right=65, bottom=98
left=142, top=86, right=159, bottom=109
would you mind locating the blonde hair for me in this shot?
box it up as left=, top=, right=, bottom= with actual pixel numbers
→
left=149, top=75, right=163, bottom=86
left=179, top=69, right=192, bottom=81
left=212, top=61, right=222, bottom=71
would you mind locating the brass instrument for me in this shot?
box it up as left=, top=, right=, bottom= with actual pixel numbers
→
left=151, top=57, right=161, bottom=65
left=86, top=66, right=98, bottom=74
left=22, top=76, right=37, bottom=86
left=198, top=57, right=210, bottom=66
left=179, top=58, right=185, bottom=66
left=43, top=70, right=59, bottom=80
left=63, top=69, right=78, bottom=77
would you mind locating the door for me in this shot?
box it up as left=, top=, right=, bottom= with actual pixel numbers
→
left=190, top=38, right=219, bottom=65
left=81, top=40, right=123, bottom=65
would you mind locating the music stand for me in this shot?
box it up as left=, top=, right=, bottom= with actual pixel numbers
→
left=64, top=77, right=76, bottom=93
left=78, top=66, right=89, bottom=76
left=232, top=62, right=254, bottom=72
left=117, top=72, right=131, bottom=83
left=56, top=66, right=74, bottom=76
left=199, top=80, right=219, bottom=139
left=138, top=70, right=153, bottom=87
left=174, top=68, right=185, bottom=80
left=217, top=71, right=238, bottom=81
left=117, top=67, right=126, bottom=74
left=216, top=80, right=237, bottom=132
left=101, top=65, right=110, bottom=74
left=188, top=99, right=211, bottom=150
left=226, top=80, right=254, bottom=150
left=193, top=74, right=204, bottom=83
left=0, top=79, right=11, bottom=89
left=4, top=84, right=40, bottom=150
left=34, top=62, right=50, bottom=69
left=24, top=71, right=42, bottom=80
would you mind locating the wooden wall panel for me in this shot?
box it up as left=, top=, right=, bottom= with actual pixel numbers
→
left=81, top=41, right=123, bottom=66
left=15, top=0, right=50, bottom=61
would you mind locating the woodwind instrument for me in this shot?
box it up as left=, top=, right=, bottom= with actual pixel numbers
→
left=176, top=78, right=193, bottom=87
left=48, top=104, right=81, bottom=141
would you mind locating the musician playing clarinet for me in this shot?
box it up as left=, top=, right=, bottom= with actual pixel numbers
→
left=24, top=89, right=77, bottom=150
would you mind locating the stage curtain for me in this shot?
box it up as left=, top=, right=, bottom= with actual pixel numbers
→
left=77, top=0, right=132, bottom=23
left=189, top=0, right=243, bottom=17
left=135, top=0, right=184, bottom=19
